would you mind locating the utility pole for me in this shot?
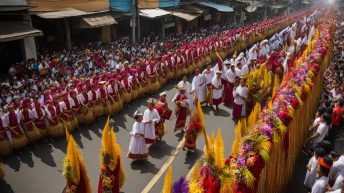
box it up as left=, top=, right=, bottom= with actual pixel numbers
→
left=132, top=0, right=137, bottom=42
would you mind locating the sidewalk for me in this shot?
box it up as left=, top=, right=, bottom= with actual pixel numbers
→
left=287, top=129, right=344, bottom=193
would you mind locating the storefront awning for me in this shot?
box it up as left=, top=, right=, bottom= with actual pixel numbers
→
left=269, top=3, right=290, bottom=9
left=197, top=2, right=234, bottom=12
left=37, top=8, right=88, bottom=19
left=245, top=5, right=257, bottom=12
left=0, top=23, right=42, bottom=42
left=139, top=8, right=171, bottom=18
left=172, top=11, right=199, bottom=21
left=81, top=13, right=117, bottom=28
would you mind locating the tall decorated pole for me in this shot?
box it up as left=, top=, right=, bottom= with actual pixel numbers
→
left=98, top=117, right=125, bottom=193
left=63, top=131, right=92, bottom=193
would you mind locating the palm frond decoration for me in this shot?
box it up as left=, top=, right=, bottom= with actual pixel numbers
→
left=243, top=168, right=256, bottom=190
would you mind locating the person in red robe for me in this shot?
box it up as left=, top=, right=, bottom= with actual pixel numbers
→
left=154, top=92, right=172, bottom=141
left=4, top=104, right=29, bottom=150
left=173, top=86, right=189, bottom=133
left=32, top=100, right=48, bottom=139
left=20, top=99, right=41, bottom=145
left=45, top=100, right=64, bottom=138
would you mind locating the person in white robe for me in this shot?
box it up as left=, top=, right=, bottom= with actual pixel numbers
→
left=211, top=71, right=223, bottom=111
left=191, top=69, right=206, bottom=104
left=128, top=110, right=148, bottom=160
left=202, top=64, right=214, bottom=105
left=232, top=79, right=248, bottom=122
left=143, top=99, right=160, bottom=145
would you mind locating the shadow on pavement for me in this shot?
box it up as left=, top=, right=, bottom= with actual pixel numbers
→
left=51, top=137, right=67, bottom=154
left=184, top=149, right=202, bottom=169
left=31, top=143, right=56, bottom=167
left=214, top=108, right=230, bottom=117
left=0, top=180, right=14, bottom=193
left=148, top=141, right=175, bottom=159
left=130, top=160, right=159, bottom=174
left=174, top=132, right=184, bottom=141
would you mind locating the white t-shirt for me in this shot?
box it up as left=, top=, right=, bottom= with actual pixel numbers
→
left=304, top=156, right=319, bottom=188
left=332, top=174, right=344, bottom=191
left=313, top=122, right=329, bottom=144
left=312, top=176, right=329, bottom=193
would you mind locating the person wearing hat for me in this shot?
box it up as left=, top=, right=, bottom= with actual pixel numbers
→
left=77, top=85, right=95, bottom=125
left=191, top=69, right=206, bottom=104
left=202, top=64, right=215, bottom=106
left=44, top=99, right=64, bottom=138
left=96, top=81, right=109, bottom=116
left=232, top=78, right=248, bottom=122
left=154, top=92, right=172, bottom=141
left=120, top=73, right=133, bottom=104
left=224, top=63, right=236, bottom=106
left=128, top=110, right=148, bottom=160
left=32, top=100, right=48, bottom=139
left=106, top=78, right=121, bottom=115
left=88, top=83, right=101, bottom=119
left=19, top=99, right=42, bottom=146
left=173, top=75, right=193, bottom=110
left=143, top=99, right=160, bottom=145
left=146, top=60, right=160, bottom=94
left=0, top=111, right=12, bottom=156
left=3, top=104, right=28, bottom=150
left=211, top=70, right=223, bottom=111
left=59, top=91, right=77, bottom=132
left=173, top=86, right=189, bottom=133
left=69, top=90, right=83, bottom=125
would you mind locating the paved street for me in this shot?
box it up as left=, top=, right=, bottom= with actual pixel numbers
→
left=0, top=77, right=236, bottom=193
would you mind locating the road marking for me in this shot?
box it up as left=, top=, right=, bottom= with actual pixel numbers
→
left=141, top=138, right=185, bottom=193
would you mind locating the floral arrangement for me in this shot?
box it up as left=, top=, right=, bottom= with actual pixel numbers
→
left=165, top=9, right=333, bottom=193
left=229, top=12, right=333, bottom=193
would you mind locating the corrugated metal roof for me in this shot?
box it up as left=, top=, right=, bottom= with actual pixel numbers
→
left=81, top=13, right=117, bottom=28
left=0, top=0, right=27, bottom=6
left=139, top=8, right=171, bottom=18
left=0, top=22, right=42, bottom=42
left=172, top=11, right=199, bottom=21
left=197, top=1, right=234, bottom=12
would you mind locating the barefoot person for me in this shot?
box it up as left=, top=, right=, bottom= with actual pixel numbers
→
left=128, top=110, right=148, bottom=160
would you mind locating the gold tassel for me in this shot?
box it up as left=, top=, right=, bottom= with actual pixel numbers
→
left=64, top=133, right=92, bottom=193
left=214, top=129, right=225, bottom=169
left=231, top=120, right=242, bottom=156
left=162, top=166, right=173, bottom=193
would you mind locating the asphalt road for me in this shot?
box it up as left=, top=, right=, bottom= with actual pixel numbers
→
left=0, top=76, right=236, bottom=193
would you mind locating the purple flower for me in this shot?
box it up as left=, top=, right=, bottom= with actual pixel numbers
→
left=260, top=123, right=273, bottom=137
left=237, top=156, right=246, bottom=167
left=242, top=143, right=253, bottom=153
